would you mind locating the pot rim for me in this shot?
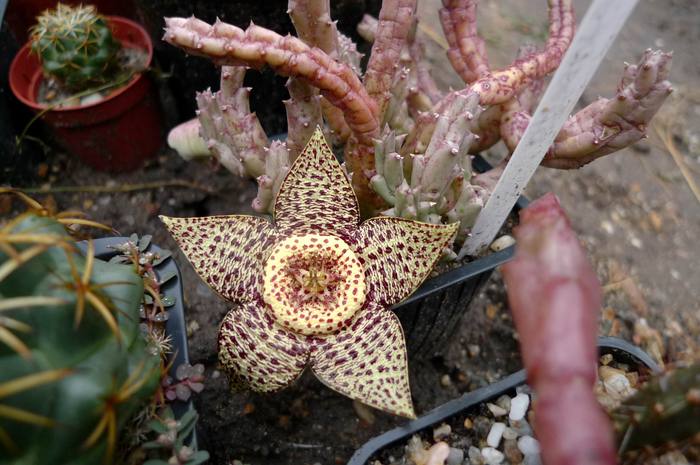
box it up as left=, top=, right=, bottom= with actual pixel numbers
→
left=8, top=15, right=153, bottom=113
left=348, top=336, right=661, bottom=465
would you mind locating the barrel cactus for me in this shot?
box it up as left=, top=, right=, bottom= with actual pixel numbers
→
left=29, top=3, right=122, bottom=92
left=0, top=201, right=160, bottom=463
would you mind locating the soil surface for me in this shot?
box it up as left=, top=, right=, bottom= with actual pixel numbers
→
left=2, top=0, right=699, bottom=464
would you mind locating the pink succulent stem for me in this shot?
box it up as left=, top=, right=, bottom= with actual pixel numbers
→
left=196, top=66, right=269, bottom=178
left=284, top=77, right=323, bottom=158
left=357, top=14, right=378, bottom=43
left=543, top=50, right=673, bottom=168
left=439, top=0, right=490, bottom=84
left=163, top=17, right=379, bottom=145
left=288, top=0, right=338, bottom=55
left=409, top=35, right=444, bottom=105
left=363, top=0, right=418, bottom=120
left=501, top=193, right=616, bottom=465
left=288, top=0, right=352, bottom=142
left=471, top=0, right=574, bottom=105
left=500, top=50, right=673, bottom=169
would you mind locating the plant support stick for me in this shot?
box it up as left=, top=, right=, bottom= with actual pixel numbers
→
left=459, top=0, right=638, bottom=257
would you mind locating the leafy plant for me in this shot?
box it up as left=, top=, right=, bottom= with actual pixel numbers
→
left=142, top=407, right=209, bottom=465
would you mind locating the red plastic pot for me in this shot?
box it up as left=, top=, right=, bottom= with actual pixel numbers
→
left=9, top=16, right=163, bottom=172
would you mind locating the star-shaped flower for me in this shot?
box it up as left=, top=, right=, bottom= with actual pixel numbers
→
left=161, top=128, right=457, bottom=417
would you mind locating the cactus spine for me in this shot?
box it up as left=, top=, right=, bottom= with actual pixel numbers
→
left=0, top=207, right=160, bottom=464
left=29, top=3, right=122, bottom=92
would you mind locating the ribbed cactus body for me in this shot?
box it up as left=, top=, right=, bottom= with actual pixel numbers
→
left=29, top=4, right=121, bottom=92
left=613, top=364, right=700, bottom=452
left=0, top=213, right=160, bottom=464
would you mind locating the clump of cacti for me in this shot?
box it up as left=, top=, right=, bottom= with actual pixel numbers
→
left=29, top=3, right=122, bottom=92
left=165, top=0, right=672, bottom=255
left=0, top=195, right=161, bottom=463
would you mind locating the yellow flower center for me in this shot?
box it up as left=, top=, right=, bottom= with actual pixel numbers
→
left=263, top=233, right=366, bottom=336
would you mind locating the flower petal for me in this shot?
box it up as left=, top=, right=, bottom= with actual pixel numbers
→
left=218, top=302, right=310, bottom=392
left=310, top=305, right=415, bottom=418
left=274, top=128, right=360, bottom=241
left=356, top=217, right=458, bottom=307
left=160, top=215, right=275, bottom=303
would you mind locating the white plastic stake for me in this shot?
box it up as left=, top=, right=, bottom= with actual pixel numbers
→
left=459, top=0, right=638, bottom=258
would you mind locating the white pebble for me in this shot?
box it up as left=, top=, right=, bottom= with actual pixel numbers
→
left=80, top=92, right=104, bottom=106
left=523, top=454, right=543, bottom=465
left=468, top=446, right=484, bottom=464
left=487, top=403, right=508, bottom=417
left=446, top=447, right=464, bottom=465
left=433, top=423, right=452, bottom=441
left=486, top=422, right=506, bottom=448
left=481, top=447, right=505, bottom=464
left=518, top=436, right=541, bottom=456
left=490, top=235, right=515, bottom=252
left=509, top=393, right=530, bottom=421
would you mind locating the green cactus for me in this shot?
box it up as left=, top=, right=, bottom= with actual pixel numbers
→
left=613, top=363, right=700, bottom=453
left=0, top=209, right=160, bottom=464
left=29, top=3, right=122, bottom=92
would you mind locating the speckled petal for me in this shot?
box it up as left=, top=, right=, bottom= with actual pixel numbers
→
left=274, top=128, right=360, bottom=241
left=355, top=217, right=458, bottom=307
left=160, top=215, right=275, bottom=303
left=310, top=305, right=415, bottom=418
left=218, top=303, right=310, bottom=392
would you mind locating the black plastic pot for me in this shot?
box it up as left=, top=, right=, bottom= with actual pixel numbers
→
left=348, top=337, right=661, bottom=465
left=78, top=237, right=195, bottom=431
left=395, top=156, right=529, bottom=359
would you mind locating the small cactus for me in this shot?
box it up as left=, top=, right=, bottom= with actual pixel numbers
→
left=0, top=200, right=160, bottom=463
left=613, top=363, right=700, bottom=453
left=29, top=3, right=122, bottom=92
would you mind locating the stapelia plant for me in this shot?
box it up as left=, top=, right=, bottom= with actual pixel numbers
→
left=501, top=193, right=615, bottom=465
left=165, top=0, right=672, bottom=251
left=161, top=129, right=457, bottom=417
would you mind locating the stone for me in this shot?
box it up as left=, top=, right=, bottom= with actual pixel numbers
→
left=517, top=436, right=541, bottom=456
left=496, top=395, right=511, bottom=412
left=599, top=366, right=636, bottom=401
left=487, top=403, right=508, bottom=417
left=468, top=446, right=484, bottom=465
left=481, top=447, right=505, bottom=464
left=502, top=426, right=518, bottom=440
left=433, top=423, right=452, bottom=441
left=509, top=393, right=530, bottom=421
left=490, top=235, right=515, bottom=252
left=509, top=418, right=533, bottom=436
left=446, top=447, right=464, bottom=465
left=504, top=439, right=523, bottom=463
left=486, top=422, right=506, bottom=448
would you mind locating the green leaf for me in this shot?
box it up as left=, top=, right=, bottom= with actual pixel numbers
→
left=157, top=270, right=177, bottom=286
left=152, top=250, right=173, bottom=266
left=138, top=235, right=153, bottom=252
left=161, top=295, right=176, bottom=308
left=147, top=419, right=170, bottom=434
left=187, top=451, right=210, bottom=465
